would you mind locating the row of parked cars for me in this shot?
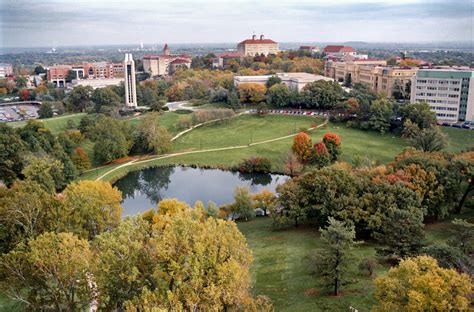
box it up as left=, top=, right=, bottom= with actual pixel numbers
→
left=248, top=109, right=329, bottom=117
left=438, top=121, right=474, bottom=130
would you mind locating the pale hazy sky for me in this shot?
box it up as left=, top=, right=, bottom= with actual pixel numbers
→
left=1, top=0, right=472, bottom=47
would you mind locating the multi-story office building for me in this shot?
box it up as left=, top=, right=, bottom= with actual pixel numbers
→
left=47, top=61, right=124, bottom=87
left=237, top=34, right=279, bottom=56
left=46, top=65, right=72, bottom=88
left=410, top=68, right=474, bottom=123
left=142, top=44, right=192, bottom=77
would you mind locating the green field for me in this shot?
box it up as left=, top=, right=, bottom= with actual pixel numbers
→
left=237, top=209, right=474, bottom=312
left=442, top=126, right=474, bottom=153
left=80, top=113, right=474, bottom=182
left=9, top=113, right=88, bottom=134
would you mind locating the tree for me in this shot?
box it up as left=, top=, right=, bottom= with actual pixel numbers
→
left=301, top=80, right=343, bottom=109
left=398, top=102, right=437, bottom=130
left=0, top=181, right=59, bottom=253
left=38, top=102, right=53, bottom=118
left=22, top=156, right=65, bottom=193
left=448, top=218, right=474, bottom=255
left=0, top=123, right=25, bottom=185
left=62, top=180, right=123, bottom=239
left=33, top=65, right=46, bottom=75
left=267, top=83, right=291, bottom=107
left=133, top=112, right=172, bottom=154
left=284, top=151, right=303, bottom=175
left=66, top=70, right=77, bottom=82
left=231, top=186, right=255, bottom=221
left=67, top=85, right=92, bottom=112
left=374, top=209, right=425, bottom=262
left=19, top=89, right=30, bottom=101
left=71, top=147, right=91, bottom=172
left=322, top=132, right=341, bottom=162
left=252, top=189, right=276, bottom=216
left=402, top=121, right=448, bottom=152
left=266, top=75, right=282, bottom=88
left=257, top=102, right=268, bottom=116
left=238, top=83, right=266, bottom=104
left=292, top=132, right=312, bottom=163
left=91, top=87, right=121, bottom=113
left=0, top=232, right=92, bottom=311
left=368, top=98, right=393, bottom=133
left=275, top=178, right=308, bottom=228
left=312, top=217, right=358, bottom=296
left=310, top=141, right=331, bottom=168
left=372, top=256, right=473, bottom=312
left=92, top=115, right=134, bottom=164
left=423, top=244, right=473, bottom=275
left=93, top=205, right=261, bottom=310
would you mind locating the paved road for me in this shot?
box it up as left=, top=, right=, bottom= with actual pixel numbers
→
left=165, top=101, right=193, bottom=111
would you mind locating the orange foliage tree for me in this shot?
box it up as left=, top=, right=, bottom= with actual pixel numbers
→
left=292, top=132, right=312, bottom=163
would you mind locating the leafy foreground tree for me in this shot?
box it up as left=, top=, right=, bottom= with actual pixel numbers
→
left=402, top=120, right=448, bottom=152
left=0, top=232, right=92, bottom=311
left=311, top=217, right=358, bottom=296
left=93, top=202, right=271, bottom=311
left=372, top=256, right=473, bottom=312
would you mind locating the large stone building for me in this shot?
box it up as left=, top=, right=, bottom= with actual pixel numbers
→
left=323, top=45, right=356, bottom=58
left=410, top=67, right=474, bottom=123
left=325, top=59, right=417, bottom=96
left=237, top=34, right=279, bottom=56
left=124, top=53, right=137, bottom=108
left=234, top=72, right=334, bottom=92
left=142, top=44, right=192, bottom=77
left=46, top=65, right=72, bottom=88
left=0, top=63, right=13, bottom=78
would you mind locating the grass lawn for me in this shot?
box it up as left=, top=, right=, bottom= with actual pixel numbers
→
left=9, top=113, right=87, bottom=134
left=441, top=127, right=474, bottom=153
left=237, top=208, right=474, bottom=312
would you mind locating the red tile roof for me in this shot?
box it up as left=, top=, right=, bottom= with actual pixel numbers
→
left=217, top=52, right=242, bottom=58
left=323, top=45, right=355, bottom=53
left=238, top=39, right=277, bottom=45
left=170, top=58, right=191, bottom=65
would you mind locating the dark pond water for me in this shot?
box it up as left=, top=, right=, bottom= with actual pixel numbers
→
left=113, top=166, right=289, bottom=216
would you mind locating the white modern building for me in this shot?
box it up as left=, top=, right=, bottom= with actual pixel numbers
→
left=410, top=67, right=474, bottom=123
left=234, top=72, right=334, bottom=92
left=124, top=53, right=137, bottom=108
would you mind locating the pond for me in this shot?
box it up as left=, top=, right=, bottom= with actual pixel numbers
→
left=113, top=166, right=290, bottom=216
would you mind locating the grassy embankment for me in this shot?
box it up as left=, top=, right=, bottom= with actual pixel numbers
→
left=237, top=209, right=474, bottom=312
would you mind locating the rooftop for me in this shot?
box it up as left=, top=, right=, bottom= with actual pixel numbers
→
left=323, top=45, right=355, bottom=53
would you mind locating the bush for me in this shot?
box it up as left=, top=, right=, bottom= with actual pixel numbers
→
left=176, top=116, right=193, bottom=130
left=238, top=156, right=272, bottom=173
left=359, top=257, right=378, bottom=277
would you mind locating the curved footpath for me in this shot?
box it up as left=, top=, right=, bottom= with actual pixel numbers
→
left=94, top=117, right=329, bottom=181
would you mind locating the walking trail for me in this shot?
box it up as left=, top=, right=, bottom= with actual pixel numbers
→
left=94, top=116, right=328, bottom=181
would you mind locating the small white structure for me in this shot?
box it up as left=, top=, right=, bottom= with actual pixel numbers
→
left=234, top=72, right=334, bottom=92
left=124, top=53, right=137, bottom=108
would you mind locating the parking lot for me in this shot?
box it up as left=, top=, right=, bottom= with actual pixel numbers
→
left=0, top=104, right=39, bottom=122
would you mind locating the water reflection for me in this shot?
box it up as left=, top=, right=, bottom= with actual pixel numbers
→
left=113, top=166, right=289, bottom=216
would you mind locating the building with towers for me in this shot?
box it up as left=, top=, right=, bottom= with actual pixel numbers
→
left=124, top=53, right=137, bottom=108
left=142, top=44, right=192, bottom=77
left=237, top=34, right=279, bottom=56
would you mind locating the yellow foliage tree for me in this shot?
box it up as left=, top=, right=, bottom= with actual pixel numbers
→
left=372, top=256, right=473, bottom=312
left=238, top=82, right=267, bottom=104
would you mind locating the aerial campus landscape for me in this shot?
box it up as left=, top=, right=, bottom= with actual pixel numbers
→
left=0, top=0, right=474, bottom=311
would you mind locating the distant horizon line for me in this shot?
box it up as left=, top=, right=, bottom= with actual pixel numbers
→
left=1, top=40, right=473, bottom=50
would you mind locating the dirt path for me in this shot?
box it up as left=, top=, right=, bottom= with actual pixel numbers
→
left=95, top=118, right=328, bottom=181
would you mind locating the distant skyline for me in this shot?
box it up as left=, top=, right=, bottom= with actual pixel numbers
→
left=1, top=0, right=472, bottom=48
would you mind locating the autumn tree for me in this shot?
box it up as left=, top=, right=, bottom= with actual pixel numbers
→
left=238, top=82, right=266, bottom=104
left=22, top=156, right=65, bottom=193
left=284, top=151, right=303, bottom=175
left=71, top=147, right=91, bottom=172
left=311, top=217, right=358, bottom=296
left=252, top=189, right=277, bottom=216
left=292, top=132, right=312, bottom=163
left=62, top=180, right=122, bottom=239
left=93, top=203, right=263, bottom=310
left=310, top=141, right=331, bottom=168
left=133, top=112, right=172, bottom=154
left=322, top=132, right=341, bottom=161
left=372, top=256, right=473, bottom=312
left=0, top=232, right=92, bottom=311
left=231, top=186, right=255, bottom=221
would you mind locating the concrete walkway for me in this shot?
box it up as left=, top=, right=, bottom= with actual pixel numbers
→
left=95, top=118, right=328, bottom=181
